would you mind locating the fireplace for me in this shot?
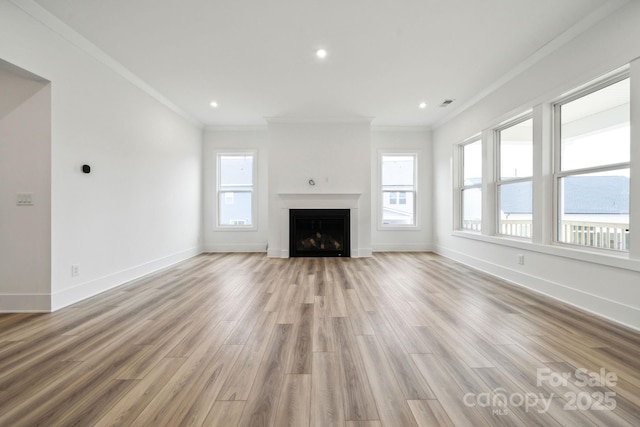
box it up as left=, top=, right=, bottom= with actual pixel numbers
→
left=289, top=209, right=350, bottom=257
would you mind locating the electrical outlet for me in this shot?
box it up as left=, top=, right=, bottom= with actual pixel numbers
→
left=517, top=254, right=525, bottom=265
left=71, top=264, right=80, bottom=277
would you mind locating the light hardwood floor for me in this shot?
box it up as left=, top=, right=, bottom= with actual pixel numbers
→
left=1, top=252, right=639, bottom=426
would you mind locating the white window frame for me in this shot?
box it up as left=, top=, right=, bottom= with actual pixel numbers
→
left=379, top=151, right=418, bottom=229
left=495, top=115, right=533, bottom=239
left=458, top=138, right=482, bottom=232
left=552, top=71, right=630, bottom=252
left=216, top=150, right=257, bottom=230
left=450, top=63, right=640, bottom=272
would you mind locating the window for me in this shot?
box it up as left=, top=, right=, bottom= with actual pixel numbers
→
left=497, top=118, right=533, bottom=238
left=389, top=192, right=407, bottom=205
left=460, top=139, right=482, bottom=231
left=217, top=152, right=256, bottom=228
left=381, top=153, right=417, bottom=226
left=554, top=76, right=630, bottom=251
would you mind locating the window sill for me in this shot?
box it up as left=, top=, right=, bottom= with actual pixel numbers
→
left=451, top=230, right=640, bottom=273
left=214, top=226, right=257, bottom=232
left=379, top=225, right=421, bottom=231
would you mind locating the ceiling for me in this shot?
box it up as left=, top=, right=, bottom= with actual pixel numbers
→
left=33, top=0, right=616, bottom=127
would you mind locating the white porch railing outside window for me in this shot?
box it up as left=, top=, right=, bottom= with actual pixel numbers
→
left=499, top=219, right=532, bottom=239
left=560, top=220, right=629, bottom=251
left=462, top=219, right=629, bottom=251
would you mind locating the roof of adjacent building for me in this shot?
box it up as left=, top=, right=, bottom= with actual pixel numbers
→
left=500, top=175, right=629, bottom=214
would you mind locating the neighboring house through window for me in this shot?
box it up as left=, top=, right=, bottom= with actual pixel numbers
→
left=497, top=117, right=533, bottom=238
left=460, top=139, right=482, bottom=232
left=381, top=153, right=417, bottom=227
left=217, top=152, right=256, bottom=228
left=554, top=75, right=630, bottom=251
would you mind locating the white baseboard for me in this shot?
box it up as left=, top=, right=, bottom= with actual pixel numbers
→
left=203, top=243, right=268, bottom=253
left=354, top=247, right=373, bottom=258
left=51, top=247, right=201, bottom=311
left=266, top=248, right=283, bottom=258
left=434, top=245, right=640, bottom=332
left=372, top=243, right=433, bottom=252
left=0, top=294, right=51, bottom=312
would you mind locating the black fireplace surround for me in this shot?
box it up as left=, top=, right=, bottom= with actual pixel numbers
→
left=289, top=209, right=350, bottom=257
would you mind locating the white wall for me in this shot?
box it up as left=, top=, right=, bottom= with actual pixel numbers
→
left=203, top=125, right=435, bottom=256
left=0, top=62, right=47, bottom=119
left=371, top=128, right=432, bottom=251
left=267, top=120, right=372, bottom=257
left=0, top=1, right=203, bottom=311
left=203, top=128, right=269, bottom=252
left=0, top=65, right=51, bottom=311
left=433, top=1, right=640, bottom=330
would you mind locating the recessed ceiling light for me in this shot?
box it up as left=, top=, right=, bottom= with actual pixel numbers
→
left=210, top=101, right=219, bottom=108
left=418, top=102, right=427, bottom=109
left=316, top=48, right=328, bottom=59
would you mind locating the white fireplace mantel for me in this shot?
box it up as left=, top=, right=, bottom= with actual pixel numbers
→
left=272, top=193, right=363, bottom=258
left=277, top=192, right=361, bottom=202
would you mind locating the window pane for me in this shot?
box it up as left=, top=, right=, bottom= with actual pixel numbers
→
left=498, top=181, right=532, bottom=238
left=220, top=155, right=253, bottom=187
left=382, top=191, right=414, bottom=225
left=463, top=140, right=482, bottom=185
left=560, top=78, right=630, bottom=171
left=500, top=119, right=533, bottom=179
left=462, top=187, right=482, bottom=231
left=219, top=191, right=252, bottom=226
left=382, top=155, right=414, bottom=190
left=557, top=169, right=629, bottom=251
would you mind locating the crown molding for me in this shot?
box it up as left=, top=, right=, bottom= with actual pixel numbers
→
left=9, top=0, right=202, bottom=128
left=371, top=125, right=431, bottom=132
left=432, top=0, right=630, bottom=130
left=204, top=125, right=269, bottom=132
left=264, top=116, right=374, bottom=125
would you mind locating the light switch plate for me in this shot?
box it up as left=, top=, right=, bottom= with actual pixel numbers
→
left=16, top=193, right=33, bottom=206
